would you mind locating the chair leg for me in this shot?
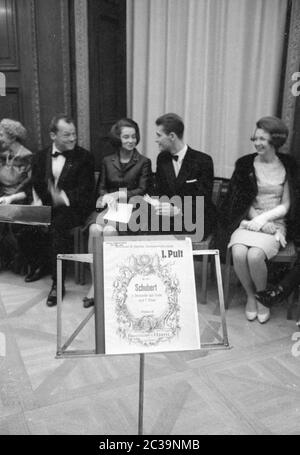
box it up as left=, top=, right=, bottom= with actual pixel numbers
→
left=73, top=228, right=80, bottom=284
left=287, top=292, right=295, bottom=321
left=200, top=255, right=209, bottom=304
left=79, top=229, right=86, bottom=285
left=210, top=256, right=216, bottom=281
left=286, top=262, right=297, bottom=321
left=223, top=248, right=231, bottom=309
left=296, top=287, right=300, bottom=326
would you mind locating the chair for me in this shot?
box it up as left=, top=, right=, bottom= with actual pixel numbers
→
left=191, top=178, right=223, bottom=304
left=72, top=225, right=86, bottom=284
left=223, top=241, right=298, bottom=320
left=73, top=171, right=100, bottom=284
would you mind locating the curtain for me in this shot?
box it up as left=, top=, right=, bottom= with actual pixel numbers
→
left=127, top=0, right=288, bottom=178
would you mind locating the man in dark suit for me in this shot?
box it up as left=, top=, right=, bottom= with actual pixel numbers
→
left=31, top=114, right=94, bottom=306
left=153, top=113, right=216, bottom=239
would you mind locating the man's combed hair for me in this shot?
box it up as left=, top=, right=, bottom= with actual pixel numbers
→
left=155, top=113, right=184, bottom=139
left=49, top=114, right=76, bottom=133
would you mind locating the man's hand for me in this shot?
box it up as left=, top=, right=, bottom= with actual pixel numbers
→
left=49, top=185, right=68, bottom=207
left=155, top=202, right=181, bottom=217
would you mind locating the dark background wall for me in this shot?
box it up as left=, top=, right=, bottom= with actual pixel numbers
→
left=0, top=0, right=126, bottom=163
left=0, top=0, right=71, bottom=151
left=88, top=0, right=127, bottom=168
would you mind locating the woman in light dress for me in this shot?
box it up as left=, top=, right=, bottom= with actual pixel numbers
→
left=222, top=116, right=298, bottom=323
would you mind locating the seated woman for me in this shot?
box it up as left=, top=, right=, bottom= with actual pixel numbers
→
left=0, top=118, right=32, bottom=269
left=220, top=116, right=298, bottom=323
left=83, top=118, right=152, bottom=308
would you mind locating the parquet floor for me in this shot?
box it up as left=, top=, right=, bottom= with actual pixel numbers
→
left=0, top=262, right=300, bottom=435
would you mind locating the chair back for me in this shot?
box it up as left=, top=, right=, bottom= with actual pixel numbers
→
left=212, top=179, right=223, bottom=206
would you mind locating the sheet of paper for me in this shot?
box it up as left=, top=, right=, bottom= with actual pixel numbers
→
left=103, top=237, right=200, bottom=355
left=103, top=203, right=133, bottom=224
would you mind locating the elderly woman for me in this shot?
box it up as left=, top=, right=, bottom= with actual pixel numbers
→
left=220, top=116, right=298, bottom=323
left=83, top=118, right=152, bottom=308
left=0, top=118, right=32, bottom=203
left=0, top=119, right=32, bottom=269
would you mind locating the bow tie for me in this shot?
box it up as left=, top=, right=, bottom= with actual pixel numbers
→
left=170, top=154, right=179, bottom=162
left=52, top=151, right=70, bottom=158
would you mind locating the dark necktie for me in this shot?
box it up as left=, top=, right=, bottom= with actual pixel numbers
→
left=52, top=151, right=70, bottom=158
left=171, top=154, right=179, bottom=161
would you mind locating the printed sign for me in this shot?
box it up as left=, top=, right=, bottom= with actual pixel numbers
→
left=103, top=238, right=200, bottom=355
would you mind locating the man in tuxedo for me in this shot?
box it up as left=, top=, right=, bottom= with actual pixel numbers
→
left=31, top=114, right=94, bottom=306
left=153, top=113, right=216, bottom=239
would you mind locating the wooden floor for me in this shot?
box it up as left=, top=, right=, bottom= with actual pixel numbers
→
left=0, top=261, right=300, bottom=435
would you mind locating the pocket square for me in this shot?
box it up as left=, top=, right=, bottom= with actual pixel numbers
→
left=186, top=179, right=197, bottom=183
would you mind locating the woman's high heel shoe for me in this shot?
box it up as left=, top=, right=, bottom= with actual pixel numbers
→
left=257, top=309, right=270, bottom=324
left=245, top=310, right=257, bottom=321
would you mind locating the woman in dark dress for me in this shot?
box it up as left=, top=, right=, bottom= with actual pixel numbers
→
left=83, top=118, right=152, bottom=307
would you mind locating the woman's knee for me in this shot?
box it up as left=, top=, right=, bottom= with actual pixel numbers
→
left=232, top=245, right=248, bottom=262
left=103, top=225, right=118, bottom=236
left=89, top=223, right=104, bottom=237
left=247, top=247, right=266, bottom=265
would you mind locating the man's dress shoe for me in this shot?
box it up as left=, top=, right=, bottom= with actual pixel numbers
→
left=83, top=297, right=94, bottom=308
left=25, top=266, right=47, bottom=283
left=46, top=283, right=65, bottom=307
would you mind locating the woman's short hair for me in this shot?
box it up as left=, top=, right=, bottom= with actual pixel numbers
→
left=109, top=118, right=140, bottom=147
left=155, top=113, right=184, bottom=139
left=255, top=116, right=289, bottom=149
left=0, top=118, right=27, bottom=143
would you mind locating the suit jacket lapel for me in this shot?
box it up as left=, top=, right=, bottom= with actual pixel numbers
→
left=57, top=151, right=75, bottom=187
left=122, top=149, right=140, bottom=172
left=111, top=152, right=121, bottom=171
left=163, top=157, right=177, bottom=194
left=45, top=146, right=53, bottom=185
left=176, top=148, right=192, bottom=188
left=111, top=149, right=140, bottom=172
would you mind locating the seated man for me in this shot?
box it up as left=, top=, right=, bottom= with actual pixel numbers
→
left=31, top=114, right=95, bottom=306
left=151, top=113, right=216, bottom=239
left=255, top=255, right=300, bottom=308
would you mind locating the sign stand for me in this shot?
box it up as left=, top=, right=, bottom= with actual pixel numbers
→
left=138, top=354, right=145, bottom=435
left=56, top=236, right=230, bottom=434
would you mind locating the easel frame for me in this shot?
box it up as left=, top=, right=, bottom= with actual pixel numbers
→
left=56, top=235, right=230, bottom=434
